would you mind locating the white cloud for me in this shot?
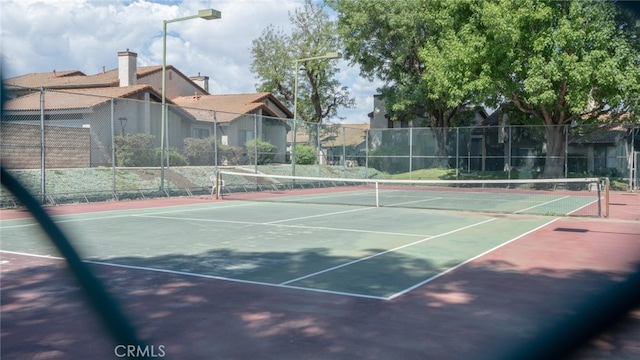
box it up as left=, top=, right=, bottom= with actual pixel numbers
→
left=1, top=0, right=379, bottom=123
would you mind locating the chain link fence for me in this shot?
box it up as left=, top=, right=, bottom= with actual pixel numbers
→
left=1, top=87, right=638, bottom=206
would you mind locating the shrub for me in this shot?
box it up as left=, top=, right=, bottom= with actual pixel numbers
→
left=245, top=138, right=277, bottom=165
left=294, top=144, right=317, bottom=165
left=184, top=137, right=215, bottom=166
left=155, top=148, right=188, bottom=166
left=217, top=144, right=244, bottom=165
left=115, top=134, right=156, bottom=167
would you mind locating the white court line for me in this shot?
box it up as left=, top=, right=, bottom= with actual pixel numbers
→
left=515, top=196, right=570, bottom=213
left=135, top=201, right=258, bottom=216
left=1, top=250, right=63, bottom=260
left=265, top=206, right=374, bottom=224
left=265, top=194, right=446, bottom=224
left=133, top=214, right=431, bottom=237
left=567, top=197, right=602, bottom=216
left=279, top=217, right=497, bottom=286
left=382, top=189, right=513, bottom=201
left=385, top=217, right=560, bottom=300
left=252, top=188, right=377, bottom=203
left=0, top=250, right=387, bottom=301
left=86, top=260, right=389, bottom=300
left=0, top=202, right=258, bottom=229
left=384, top=196, right=443, bottom=207
left=0, top=214, right=135, bottom=229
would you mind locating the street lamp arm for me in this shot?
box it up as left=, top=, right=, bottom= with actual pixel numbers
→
left=165, top=9, right=221, bottom=24
left=293, top=52, right=341, bottom=121
left=291, top=51, right=341, bottom=178
left=165, top=15, right=199, bottom=25
left=296, top=52, right=341, bottom=63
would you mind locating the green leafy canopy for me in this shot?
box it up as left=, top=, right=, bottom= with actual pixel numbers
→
left=250, top=0, right=355, bottom=124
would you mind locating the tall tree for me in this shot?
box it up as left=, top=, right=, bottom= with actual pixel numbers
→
left=250, top=0, right=354, bottom=125
left=480, top=0, right=640, bottom=177
left=331, top=0, right=640, bottom=176
left=329, top=0, right=491, bottom=166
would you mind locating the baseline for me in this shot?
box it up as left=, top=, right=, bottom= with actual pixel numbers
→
left=0, top=250, right=388, bottom=301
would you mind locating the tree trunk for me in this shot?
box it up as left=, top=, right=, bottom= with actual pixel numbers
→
left=543, top=125, right=566, bottom=178
left=428, top=110, right=453, bottom=168
left=432, top=126, right=450, bottom=168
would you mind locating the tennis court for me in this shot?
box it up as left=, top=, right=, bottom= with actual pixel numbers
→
left=1, top=177, right=638, bottom=360
left=1, top=197, right=555, bottom=300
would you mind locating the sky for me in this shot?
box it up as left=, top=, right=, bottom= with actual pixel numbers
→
left=1, top=0, right=382, bottom=123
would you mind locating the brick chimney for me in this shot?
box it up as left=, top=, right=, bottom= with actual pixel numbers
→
left=190, top=72, right=210, bottom=93
left=117, top=49, right=137, bottom=87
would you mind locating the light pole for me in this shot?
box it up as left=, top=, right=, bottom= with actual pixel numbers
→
left=291, top=52, right=340, bottom=176
left=160, top=8, right=221, bottom=192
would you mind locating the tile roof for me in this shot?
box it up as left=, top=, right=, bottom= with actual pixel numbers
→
left=289, top=123, right=370, bottom=146
left=173, top=93, right=290, bottom=123
left=3, top=85, right=162, bottom=111
left=4, top=66, right=163, bottom=89
left=3, top=61, right=288, bottom=124
left=3, top=70, right=88, bottom=86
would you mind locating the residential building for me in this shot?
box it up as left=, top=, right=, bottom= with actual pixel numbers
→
left=174, top=93, right=292, bottom=163
left=2, top=50, right=293, bottom=168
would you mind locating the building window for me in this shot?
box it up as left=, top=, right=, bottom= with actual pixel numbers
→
left=192, top=128, right=210, bottom=138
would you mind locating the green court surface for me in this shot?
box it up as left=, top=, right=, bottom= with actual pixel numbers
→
left=240, top=187, right=599, bottom=216
left=0, top=200, right=556, bottom=300
left=217, top=171, right=604, bottom=217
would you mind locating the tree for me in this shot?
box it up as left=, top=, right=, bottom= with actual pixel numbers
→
left=328, top=0, right=491, bottom=166
left=250, top=0, right=355, bottom=126
left=330, top=0, right=640, bottom=176
left=479, top=0, right=640, bottom=177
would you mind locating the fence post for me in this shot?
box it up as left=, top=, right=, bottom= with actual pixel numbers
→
left=40, top=87, right=46, bottom=204
left=455, top=128, right=459, bottom=179
left=165, top=105, right=171, bottom=194
left=565, top=125, right=569, bottom=178
left=213, top=111, right=218, bottom=170
left=409, top=127, right=413, bottom=180
left=605, top=178, right=610, bottom=217
left=365, top=129, right=369, bottom=179
left=508, top=126, right=512, bottom=179
left=292, top=120, right=297, bottom=177
left=160, top=103, right=166, bottom=192
left=317, top=122, right=321, bottom=177
left=630, top=127, right=636, bottom=191
left=254, top=114, right=258, bottom=174
left=342, top=126, right=346, bottom=175
left=110, top=99, right=116, bottom=200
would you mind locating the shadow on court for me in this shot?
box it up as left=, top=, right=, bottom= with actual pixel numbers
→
left=86, top=246, right=453, bottom=299
left=1, top=248, right=639, bottom=360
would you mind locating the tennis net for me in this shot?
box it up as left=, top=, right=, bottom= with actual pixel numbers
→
left=217, top=171, right=607, bottom=217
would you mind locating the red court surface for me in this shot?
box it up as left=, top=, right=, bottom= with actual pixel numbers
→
left=1, top=192, right=638, bottom=359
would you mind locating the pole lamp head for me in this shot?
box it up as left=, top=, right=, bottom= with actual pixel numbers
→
left=198, top=9, right=222, bottom=20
